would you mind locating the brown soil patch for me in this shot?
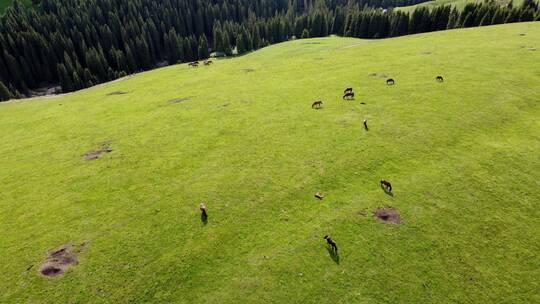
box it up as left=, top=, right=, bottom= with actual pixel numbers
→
left=368, top=72, right=388, bottom=78
left=169, top=97, right=192, bottom=104
left=107, top=91, right=128, bottom=96
left=39, top=243, right=85, bottom=277
left=373, top=206, right=401, bottom=224
left=83, top=141, right=113, bottom=161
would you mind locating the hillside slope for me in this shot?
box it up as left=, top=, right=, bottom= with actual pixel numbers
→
left=1, top=23, right=539, bottom=303
left=395, top=0, right=521, bottom=12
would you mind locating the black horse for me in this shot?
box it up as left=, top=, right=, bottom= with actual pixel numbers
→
left=344, top=87, right=353, bottom=94
left=386, top=78, right=395, bottom=85
left=343, top=92, right=354, bottom=100
left=436, top=76, right=444, bottom=82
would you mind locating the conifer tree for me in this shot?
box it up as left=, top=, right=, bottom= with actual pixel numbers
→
left=0, top=81, right=12, bottom=101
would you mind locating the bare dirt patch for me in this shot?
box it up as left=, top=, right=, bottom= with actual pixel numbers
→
left=28, top=85, right=61, bottom=97
left=83, top=141, right=113, bottom=161
left=373, top=206, right=401, bottom=224
left=340, top=41, right=370, bottom=49
left=368, top=72, right=388, bottom=78
left=169, top=97, right=192, bottom=104
left=39, top=243, right=85, bottom=277
left=107, top=91, right=128, bottom=96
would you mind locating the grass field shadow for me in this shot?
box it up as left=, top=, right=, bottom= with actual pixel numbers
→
left=380, top=185, right=394, bottom=197
left=326, top=247, right=340, bottom=264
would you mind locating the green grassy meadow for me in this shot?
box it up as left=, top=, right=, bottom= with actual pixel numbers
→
left=1, top=23, right=539, bottom=303
left=395, top=0, right=522, bottom=12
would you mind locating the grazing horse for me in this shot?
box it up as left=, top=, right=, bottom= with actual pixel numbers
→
left=199, top=202, right=207, bottom=217
left=312, top=101, right=323, bottom=109
left=344, top=87, right=353, bottom=94
left=188, top=61, right=199, bottom=67
left=324, top=235, right=338, bottom=252
left=343, top=92, right=354, bottom=100
left=386, top=78, right=395, bottom=85
left=380, top=180, right=392, bottom=192
left=436, top=76, right=444, bottom=82
left=204, top=60, right=213, bottom=65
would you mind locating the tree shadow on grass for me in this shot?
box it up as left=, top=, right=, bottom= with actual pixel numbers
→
left=326, top=246, right=340, bottom=264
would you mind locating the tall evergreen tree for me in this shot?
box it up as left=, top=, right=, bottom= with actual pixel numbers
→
left=198, top=36, right=210, bottom=59
left=0, top=81, right=12, bottom=101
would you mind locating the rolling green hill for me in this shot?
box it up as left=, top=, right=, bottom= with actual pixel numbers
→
left=1, top=23, right=539, bottom=303
left=395, top=0, right=521, bottom=12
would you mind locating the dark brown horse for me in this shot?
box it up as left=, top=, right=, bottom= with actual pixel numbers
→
left=436, top=76, right=444, bottom=82
left=324, top=235, right=338, bottom=252
left=312, top=101, right=323, bottom=109
left=344, top=87, right=353, bottom=94
left=386, top=78, right=395, bottom=85
left=343, top=92, right=354, bottom=100
left=380, top=180, right=392, bottom=192
left=204, top=60, right=213, bottom=65
left=188, top=61, right=199, bottom=67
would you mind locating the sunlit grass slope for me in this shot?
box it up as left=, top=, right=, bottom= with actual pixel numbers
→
left=1, top=22, right=539, bottom=303
left=395, top=0, right=522, bottom=12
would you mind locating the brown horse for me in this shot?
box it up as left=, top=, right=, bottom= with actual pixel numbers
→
left=324, top=235, right=338, bottom=252
left=380, top=180, right=392, bottom=192
left=386, top=78, right=395, bottom=85
left=343, top=92, right=354, bottom=100
left=312, top=101, right=323, bottom=109
left=204, top=60, right=213, bottom=65
left=436, top=76, right=444, bottom=82
left=188, top=61, right=199, bottom=67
